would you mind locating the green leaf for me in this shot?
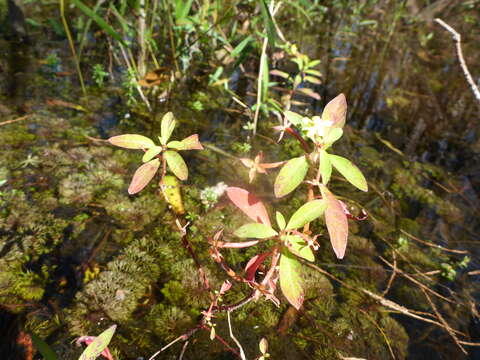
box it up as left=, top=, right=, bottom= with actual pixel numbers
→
left=160, top=112, right=176, bottom=145
left=305, top=69, right=322, bottom=77
left=108, top=134, right=155, bottom=149
left=286, top=199, right=326, bottom=230
left=276, top=211, right=286, bottom=230
left=259, top=0, right=276, bottom=47
left=306, top=59, right=321, bottom=68
left=167, top=134, right=203, bottom=150
left=274, top=156, right=309, bottom=198
left=323, top=128, right=343, bottom=146
left=279, top=249, right=304, bottom=310
left=71, top=0, right=126, bottom=45
left=231, top=35, right=253, bottom=58
left=128, top=159, right=160, bottom=194
left=234, top=223, right=278, bottom=239
left=174, top=0, right=194, bottom=21
left=284, top=111, right=304, bottom=127
left=304, top=75, right=321, bottom=85
left=320, top=150, right=332, bottom=185
left=79, top=324, right=116, bottom=360
left=164, top=151, right=188, bottom=181
left=142, top=146, right=162, bottom=162
left=329, top=155, right=368, bottom=192
left=321, top=186, right=348, bottom=259
left=322, top=93, right=347, bottom=128
left=31, top=333, right=58, bottom=360
left=282, top=235, right=314, bottom=262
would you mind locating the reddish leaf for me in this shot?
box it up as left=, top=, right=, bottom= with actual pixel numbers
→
left=321, top=185, right=348, bottom=259
left=167, top=134, right=204, bottom=151
left=226, top=187, right=271, bottom=226
left=128, top=159, right=160, bottom=194
left=296, top=87, right=321, bottom=100
left=245, top=252, right=271, bottom=282
left=322, top=93, right=347, bottom=129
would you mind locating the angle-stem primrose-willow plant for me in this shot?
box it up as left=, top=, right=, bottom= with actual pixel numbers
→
left=214, top=93, right=368, bottom=310
left=108, top=96, right=367, bottom=315
left=108, top=112, right=203, bottom=195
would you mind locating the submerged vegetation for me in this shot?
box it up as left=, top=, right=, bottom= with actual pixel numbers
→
left=0, top=0, right=480, bottom=359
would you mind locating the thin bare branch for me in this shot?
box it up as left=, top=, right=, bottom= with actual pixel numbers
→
left=400, top=229, right=468, bottom=254
left=420, top=287, right=467, bottom=355
left=227, top=311, right=247, bottom=360
left=434, top=18, right=480, bottom=106
left=0, top=115, right=29, bottom=127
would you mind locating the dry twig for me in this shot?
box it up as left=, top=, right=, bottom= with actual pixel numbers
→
left=420, top=287, right=467, bottom=355
left=434, top=18, right=480, bottom=105
left=0, top=115, right=29, bottom=127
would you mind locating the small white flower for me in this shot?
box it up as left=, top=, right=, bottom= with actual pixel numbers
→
left=303, top=116, right=333, bottom=141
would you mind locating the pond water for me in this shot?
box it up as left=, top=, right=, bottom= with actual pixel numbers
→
left=0, top=1, right=479, bottom=359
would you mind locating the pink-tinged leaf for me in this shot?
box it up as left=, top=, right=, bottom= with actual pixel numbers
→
left=245, top=252, right=271, bottom=282
left=182, top=134, right=204, bottom=150
left=167, top=134, right=204, bottom=151
left=78, top=325, right=116, bottom=360
left=269, top=69, right=290, bottom=78
left=296, top=87, right=321, bottom=100
left=226, top=187, right=271, bottom=226
left=164, top=150, right=188, bottom=181
left=128, top=159, right=160, bottom=194
left=274, top=156, right=309, bottom=198
left=215, top=240, right=259, bottom=248
left=219, top=280, right=232, bottom=294
left=259, top=161, right=284, bottom=169
left=279, top=249, right=304, bottom=310
left=321, top=185, right=348, bottom=259
left=234, top=223, right=278, bottom=238
left=240, top=158, right=254, bottom=167
left=321, top=93, right=347, bottom=129
left=108, top=134, right=155, bottom=149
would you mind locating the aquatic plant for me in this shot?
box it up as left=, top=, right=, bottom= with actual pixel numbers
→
left=105, top=93, right=371, bottom=359
left=210, top=93, right=367, bottom=311
left=108, top=112, right=203, bottom=195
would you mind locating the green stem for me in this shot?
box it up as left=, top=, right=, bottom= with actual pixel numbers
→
left=60, top=0, right=87, bottom=97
